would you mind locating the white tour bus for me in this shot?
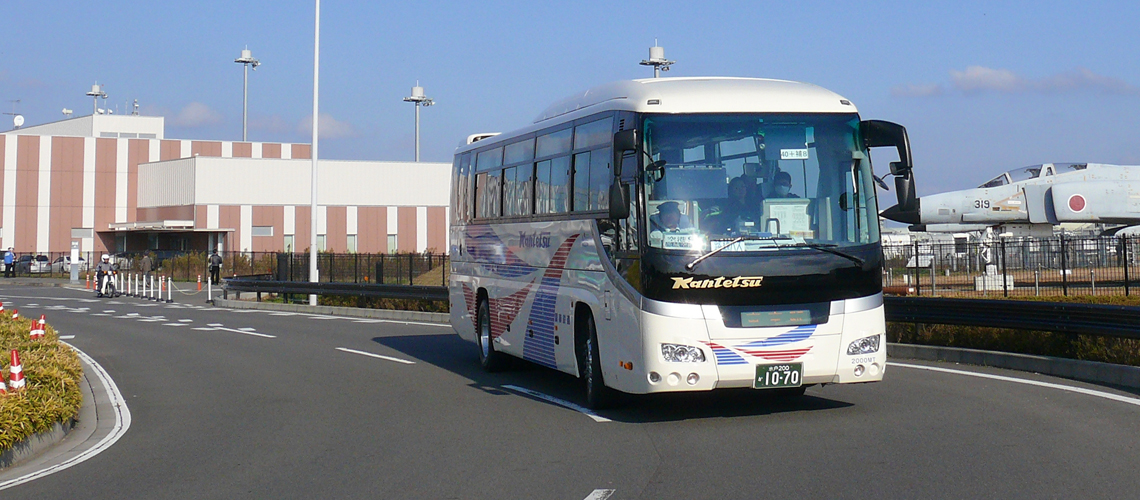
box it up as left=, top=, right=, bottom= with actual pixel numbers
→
left=449, top=77, right=917, bottom=408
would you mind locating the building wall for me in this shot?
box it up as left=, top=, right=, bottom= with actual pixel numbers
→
left=0, top=131, right=347, bottom=254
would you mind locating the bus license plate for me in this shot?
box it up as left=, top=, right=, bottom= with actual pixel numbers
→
left=754, top=363, right=803, bottom=389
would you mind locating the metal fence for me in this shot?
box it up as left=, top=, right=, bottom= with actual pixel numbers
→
left=6, top=250, right=449, bottom=287
left=884, top=235, right=1138, bottom=297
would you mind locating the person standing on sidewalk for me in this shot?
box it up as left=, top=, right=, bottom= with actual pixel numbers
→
left=209, top=250, right=223, bottom=285
left=140, top=253, right=153, bottom=283
left=3, top=248, right=13, bottom=278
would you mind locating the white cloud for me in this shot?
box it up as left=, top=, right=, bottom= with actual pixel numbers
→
left=297, top=113, right=357, bottom=139
left=170, top=102, right=223, bottom=127
left=249, top=115, right=293, bottom=135
left=950, top=66, right=1023, bottom=93
left=890, top=83, right=944, bottom=98
left=895, top=66, right=1140, bottom=98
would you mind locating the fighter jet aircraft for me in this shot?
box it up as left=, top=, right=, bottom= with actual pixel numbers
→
left=880, top=163, right=1140, bottom=236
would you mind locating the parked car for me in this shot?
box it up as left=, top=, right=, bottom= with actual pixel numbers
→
left=51, top=256, right=87, bottom=273
left=16, top=255, right=50, bottom=273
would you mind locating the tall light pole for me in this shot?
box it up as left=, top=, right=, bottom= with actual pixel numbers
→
left=234, top=48, right=260, bottom=142
left=309, top=0, right=321, bottom=305
left=86, top=83, right=107, bottom=115
left=639, top=42, right=675, bottom=78
left=403, top=84, right=434, bottom=162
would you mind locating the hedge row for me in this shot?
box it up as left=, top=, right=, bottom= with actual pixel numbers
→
left=0, top=316, right=83, bottom=452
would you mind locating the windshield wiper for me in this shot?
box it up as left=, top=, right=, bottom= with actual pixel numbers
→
left=784, top=243, right=866, bottom=267
left=685, top=238, right=865, bottom=270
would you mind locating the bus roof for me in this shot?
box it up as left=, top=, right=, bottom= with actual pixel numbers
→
left=457, top=77, right=858, bottom=153
left=535, top=77, right=857, bottom=123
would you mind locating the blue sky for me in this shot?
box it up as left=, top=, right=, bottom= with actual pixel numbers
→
left=2, top=1, right=1138, bottom=195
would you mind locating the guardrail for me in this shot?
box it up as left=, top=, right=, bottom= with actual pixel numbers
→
left=223, top=277, right=448, bottom=302
left=883, top=296, right=1140, bottom=340
left=223, top=278, right=1139, bottom=340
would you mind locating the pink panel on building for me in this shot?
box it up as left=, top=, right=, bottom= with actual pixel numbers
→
left=427, top=206, right=447, bottom=254
left=0, top=135, right=6, bottom=227
left=357, top=207, right=386, bottom=254
left=251, top=206, right=284, bottom=252
left=15, top=136, right=40, bottom=253
left=50, top=137, right=85, bottom=252
left=326, top=206, right=346, bottom=252
left=191, top=141, right=222, bottom=157
left=232, top=143, right=253, bottom=158
left=218, top=205, right=241, bottom=251
left=291, top=144, right=311, bottom=160
left=137, top=206, right=196, bottom=221
left=160, top=140, right=181, bottom=161
left=294, top=206, right=312, bottom=252
left=262, top=143, right=282, bottom=159
left=94, top=138, right=117, bottom=253
left=397, top=207, right=416, bottom=253
left=127, top=139, right=151, bottom=223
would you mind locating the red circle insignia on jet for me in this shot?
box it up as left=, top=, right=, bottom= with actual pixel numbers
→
left=1068, top=194, right=1086, bottom=213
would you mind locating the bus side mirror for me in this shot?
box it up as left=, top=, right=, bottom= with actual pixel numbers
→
left=861, top=120, right=917, bottom=212
left=612, top=129, right=637, bottom=177
left=608, top=181, right=630, bottom=219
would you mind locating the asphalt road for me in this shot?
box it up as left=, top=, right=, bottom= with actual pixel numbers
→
left=1, top=284, right=1139, bottom=499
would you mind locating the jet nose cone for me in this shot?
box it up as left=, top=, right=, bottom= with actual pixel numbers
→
left=880, top=202, right=921, bottom=224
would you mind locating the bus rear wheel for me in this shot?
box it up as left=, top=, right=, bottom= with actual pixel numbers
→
left=476, top=298, right=507, bottom=372
left=580, top=313, right=615, bottom=410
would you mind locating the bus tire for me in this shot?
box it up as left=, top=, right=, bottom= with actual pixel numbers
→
left=476, top=297, right=508, bottom=372
left=581, top=313, right=615, bottom=410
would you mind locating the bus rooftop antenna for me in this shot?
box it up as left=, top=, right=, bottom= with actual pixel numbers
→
left=639, top=40, right=675, bottom=78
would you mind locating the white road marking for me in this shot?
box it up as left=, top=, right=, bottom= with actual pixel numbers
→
left=102, top=310, right=115, bottom=313
left=336, top=347, right=416, bottom=365
left=0, top=342, right=131, bottom=491
left=584, top=489, right=616, bottom=500
left=502, top=385, right=611, bottom=423
left=207, top=323, right=223, bottom=327
left=58, top=335, right=75, bottom=339
left=890, top=362, right=1140, bottom=408
left=178, top=319, right=193, bottom=323
left=163, top=323, right=187, bottom=327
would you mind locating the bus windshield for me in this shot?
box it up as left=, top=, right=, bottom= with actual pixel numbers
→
left=641, top=113, right=879, bottom=252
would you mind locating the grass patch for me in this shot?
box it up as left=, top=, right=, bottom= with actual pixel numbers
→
left=0, top=317, right=83, bottom=452
left=888, top=295, right=1140, bottom=367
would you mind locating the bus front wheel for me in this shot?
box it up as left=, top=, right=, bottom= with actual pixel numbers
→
left=476, top=298, right=508, bottom=371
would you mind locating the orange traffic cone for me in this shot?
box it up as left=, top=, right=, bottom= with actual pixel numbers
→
left=11, top=309, right=18, bottom=320
left=8, top=350, right=24, bottom=390
left=38, top=314, right=46, bottom=327
left=0, top=301, right=5, bottom=313
left=0, top=377, right=7, bottom=395
left=29, top=321, right=44, bottom=339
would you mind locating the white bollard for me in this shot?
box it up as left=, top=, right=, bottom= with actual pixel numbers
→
left=207, top=276, right=213, bottom=304
left=167, top=277, right=173, bottom=303
left=150, top=275, right=155, bottom=301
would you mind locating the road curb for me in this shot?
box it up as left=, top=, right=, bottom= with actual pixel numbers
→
left=888, top=343, right=1140, bottom=390
left=212, top=298, right=450, bottom=324
left=0, top=420, right=76, bottom=470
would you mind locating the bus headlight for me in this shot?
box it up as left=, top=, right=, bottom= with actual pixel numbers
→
left=661, top=343, right=706, bottom=363
left=846, top=334, right=881, bottom=355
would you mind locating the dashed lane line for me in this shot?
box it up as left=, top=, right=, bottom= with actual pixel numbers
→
left=584, top=489, right=616, bottom=500
left=335, top=347, right=416, bottom=365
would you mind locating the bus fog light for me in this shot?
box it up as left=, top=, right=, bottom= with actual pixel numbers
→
left=667, top=373, right=680, bottom=386
left=649, top=371, right=661, bottom=383
left=870, top=363, right=880, bottom=376
left=686, top=373, right=700, bottom=385
left=847, top=334, right=881, bottom=355
left=661, top=343, right=707, bottom=362
left=853, top=364, right=866, bottom=377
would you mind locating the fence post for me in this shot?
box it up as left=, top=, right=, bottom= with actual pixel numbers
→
left=1125, top=235, right=1131, bottom=297
left=1000, top=238, right=1008, bottom=297
left=408, top=253, right=414, bottom=285
left=1060, top=235, right=1068, bottom=296
left=912, top=240, right=920, bottom=296
left=377, top=257, right=385, bottom=285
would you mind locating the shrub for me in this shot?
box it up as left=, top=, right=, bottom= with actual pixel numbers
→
left=0, top=317, right=83, bottom=452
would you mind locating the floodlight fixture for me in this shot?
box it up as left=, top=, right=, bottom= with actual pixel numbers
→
left=235, top=48, right=261, bottom=141
left=639, top=41, right=675, bottom=78
left=403, top=83, right=434, bottom=162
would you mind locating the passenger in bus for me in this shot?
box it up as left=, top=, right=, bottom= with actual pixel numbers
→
left=649, top=201, right=691, bottom=232
left=703, top=176, right=758, bottom=233
left=767, top=171, right=799, bottom=199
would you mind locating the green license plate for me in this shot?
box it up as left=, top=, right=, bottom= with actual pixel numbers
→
left=754, top=363, right=803, bottom=389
